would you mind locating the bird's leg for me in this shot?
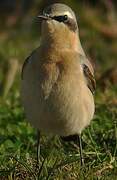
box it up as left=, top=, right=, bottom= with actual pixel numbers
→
left=77, top=134, right=84, bottom=166
left=37, top=130, right=41, bottom=166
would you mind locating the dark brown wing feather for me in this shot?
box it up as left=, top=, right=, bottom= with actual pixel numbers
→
left=82, top=64, right=96, bottom=94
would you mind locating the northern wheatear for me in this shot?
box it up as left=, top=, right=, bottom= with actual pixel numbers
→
left=21, top=3, right=96, bottom=165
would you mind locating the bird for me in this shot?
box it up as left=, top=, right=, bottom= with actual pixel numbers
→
left=21, top=3, right=96, bottom=166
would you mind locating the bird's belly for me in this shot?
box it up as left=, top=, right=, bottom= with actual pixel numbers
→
left=21, top=74, right=95, bottom=136
left=41, top=82, right=94, bottom=136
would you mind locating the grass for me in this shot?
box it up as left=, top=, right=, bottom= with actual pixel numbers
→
left=0, top=85, right=117, bottom=179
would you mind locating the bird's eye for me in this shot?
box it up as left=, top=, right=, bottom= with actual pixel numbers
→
left=63, top=15, right=68, bottom=22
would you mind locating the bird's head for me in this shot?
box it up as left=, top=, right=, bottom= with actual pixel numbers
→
left=37, top=3, right=81, bottom=51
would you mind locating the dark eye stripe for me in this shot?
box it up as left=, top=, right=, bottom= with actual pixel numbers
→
left=52, top=15, right=77, bottom=32
left=52, top=15, right=67, bottom=22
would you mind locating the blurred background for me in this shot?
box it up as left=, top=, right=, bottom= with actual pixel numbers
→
left=0, top=0, right=116, bottom=99
left=0, top=0, right=117, bottom=179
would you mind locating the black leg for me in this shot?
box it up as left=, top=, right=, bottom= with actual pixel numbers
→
left=78, top=134, right=84, bottom=166
left=37, top=130, right=41, bottom=165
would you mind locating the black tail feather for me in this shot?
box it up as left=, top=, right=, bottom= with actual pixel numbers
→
left=60, top=134, right=78, bottom=143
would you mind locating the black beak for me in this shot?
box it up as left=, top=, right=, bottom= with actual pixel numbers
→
left=37, top=15, right=51, bottom=20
